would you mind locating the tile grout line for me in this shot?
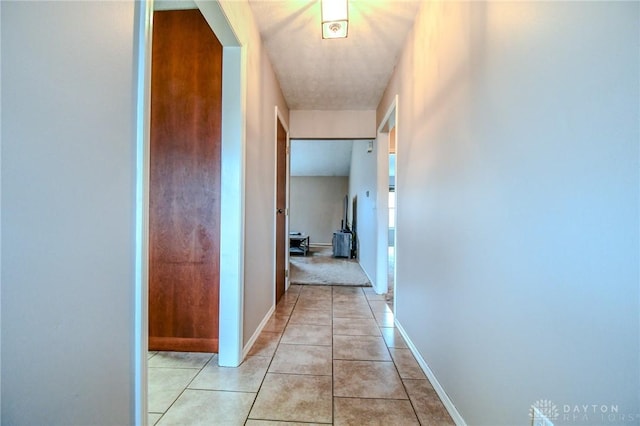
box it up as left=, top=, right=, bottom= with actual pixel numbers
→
left=367, top=292, right=424, bottom=425
left=331, top=285, right=336, bottom=425
left=149, top=352, right=216, bottom=425
left=243, top=288, right=297, bottom=425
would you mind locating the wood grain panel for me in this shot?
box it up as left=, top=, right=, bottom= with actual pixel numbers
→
left=149, top=9, right=222, bottom=353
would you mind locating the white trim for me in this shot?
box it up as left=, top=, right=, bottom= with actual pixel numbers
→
left=390, top=99, right=398, bottom=314
left=375, top=96, right=398, bottom=296
left=196, top=0, right=246, bottom=367
left=241, top=304, right=275, bottom=359
left=216, top=44, right=245, bottom=367
left=395, top=320, right=467, bottom=426
left=133, top=1, right=153, bottom=423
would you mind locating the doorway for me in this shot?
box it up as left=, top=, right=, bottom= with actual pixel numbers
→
left=134, top=2, right=246, bottom=422
left=387, top=126, right=397, bottom=306
left=275, top=109, right=289, bottom=303
left=376, top=96, right=398, bottom=309
left=288, top=139, right=353, bottom=251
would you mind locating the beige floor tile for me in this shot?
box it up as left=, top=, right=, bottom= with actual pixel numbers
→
left=249, top=373, right=332, bottom=423
left=281, top=324, right=332, bottom=346
left=289, top=307, right=332, bottom=325
left=297, top=297, right=332, bottom=305
left=332, top=293, right=367, bottom=304
left=364, top=291, right=387, bottom=301
left=380, top=327, right=407, bottom=348
left=147, top=285, right=454, bottom=425
left=332, top=302, right=374, bottom=319
left=279, top=291, right=299, bottom=304
left=148, top=413, right=162, bottom=425
left=287, top=284, right=302, bottom=294
left=333, top=335, right=391, bottom=361
left=367, top=300, right=393, bottom=315
left=386, top=299, right=394, bottom=313
left=262, top=315, right=290, bottom=333
left=333, top=317, right=381, bottom=336
left=269, top=343, right=332, bottom=375
left=333, top=299, right=370, bottom=309
left=246, top=420, right=328, bottom=426
left=333, top=360, right=407, bottom=399
left=299, top=285, right=332, bottom=297
left=374, top=311, right=395, bottom=327
left=295, top=297, right=332, bottom=311
left=334, top=397, right=420, bottom=426
left=189, top=355, right=270, bottom=392
left=404, top=379, right=456, bottom=425
left=148, top=367, right=200, bottom=413
left=274, top=302, right=295, bottom=316
left=332, top=286, right=364, bottom=295
left=362, top=286, right=376, bottom=294
left=248, top=331, right=281, bottom=357
left=148, top=351, right=214, bottom=369
left=157, top=389, right=255, bottom=426
left=333, top=288, right=366, bottom=301
left=389, top=347, right=426, bottom=379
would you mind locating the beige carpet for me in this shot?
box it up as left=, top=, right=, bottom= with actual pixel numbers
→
left=290, top=246, right=371, bottom=286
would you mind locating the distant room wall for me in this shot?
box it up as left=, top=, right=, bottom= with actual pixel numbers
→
left=290, top=176, right=349, bottom=245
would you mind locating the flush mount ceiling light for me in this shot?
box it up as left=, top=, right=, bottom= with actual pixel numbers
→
left=321, top=0, right=348, bottom=39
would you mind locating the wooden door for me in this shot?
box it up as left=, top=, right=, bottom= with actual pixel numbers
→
left=149, top=9, right=222, bottom=353
left=275, top=118, right=287, bottom=303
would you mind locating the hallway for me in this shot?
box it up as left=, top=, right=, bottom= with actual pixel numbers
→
left=148, top=284, right=454, bottom=425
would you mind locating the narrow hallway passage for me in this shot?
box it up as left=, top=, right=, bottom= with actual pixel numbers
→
left=148, top=285, right=454, bottom=425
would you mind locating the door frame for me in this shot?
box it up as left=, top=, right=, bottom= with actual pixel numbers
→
left=133, top=0, right=247, bottom=422
left=376, top=95, right=398, bottom=303
left=274, top=106, right=291, bottom=299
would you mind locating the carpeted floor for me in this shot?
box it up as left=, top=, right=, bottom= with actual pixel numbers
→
left=289, top=245, right=371, bottom=286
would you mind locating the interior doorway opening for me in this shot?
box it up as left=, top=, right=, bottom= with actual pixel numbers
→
left=375, top=96, right=398, bottom=310
left=288, top=139, right=354, bottom=254
left=388, top=140, right=396, bottom=305
left=135, top=0, right=246, bottom=422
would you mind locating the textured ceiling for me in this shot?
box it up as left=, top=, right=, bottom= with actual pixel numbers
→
left=248, top=0, right=422, bottom=110
left=290, top=140, right=354, bottom=176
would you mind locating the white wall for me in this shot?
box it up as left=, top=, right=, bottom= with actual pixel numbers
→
left=290, top=177, right=349, bottom=244
left=378, top=1, right=639, bottom=425
left=1, top=2, right=138, bottom=424
left=290, top=110, right=376, bottom=139
left=218, top=1, right=289, bottom=347
left=348, top=140, right=378, bottom=287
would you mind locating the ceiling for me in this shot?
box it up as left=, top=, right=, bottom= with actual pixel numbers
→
left=290, top=140, right=354, bottom=176
left=155, top=1, right=414, bottom=175
left=248, top=0, right=422, bottom=110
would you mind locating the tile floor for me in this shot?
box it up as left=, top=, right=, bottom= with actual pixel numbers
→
left=148, top=285, right=455, bottom=425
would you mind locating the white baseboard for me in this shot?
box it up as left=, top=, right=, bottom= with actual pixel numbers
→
left=242, top=304, right=275, bottom=359
left=395, top=320, right=467, bottom=426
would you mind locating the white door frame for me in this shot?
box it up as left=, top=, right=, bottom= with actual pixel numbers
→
left=134, top=1, right=247, bottom=423
left=375, top=96, right=398, bottom=300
